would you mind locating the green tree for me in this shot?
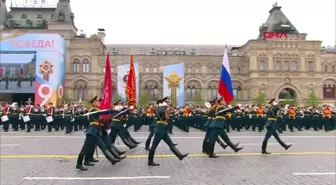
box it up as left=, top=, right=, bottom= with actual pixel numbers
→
left=193, top=92, right=204, bottom=105
left=253, top=93, right=267, bottom=105
left=306, top=91, right=321, bottom=106
left=138, top=89, right=151, bottom=107
left=60, top=90, right=72, bottom=105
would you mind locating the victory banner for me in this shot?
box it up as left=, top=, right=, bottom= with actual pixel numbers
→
left=117, top=62, right=139, bottom=102
left=0, top=32, right=66, bottom=105
left=163, top=63, right=184, bottom=107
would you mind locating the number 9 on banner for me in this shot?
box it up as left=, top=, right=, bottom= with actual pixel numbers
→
left=37, top=83, right=53, bottom=105
left=58, top=85, right=64, bottom=98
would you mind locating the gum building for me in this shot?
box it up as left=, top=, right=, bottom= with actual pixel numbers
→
left=1, top=0, right=335, bottom=105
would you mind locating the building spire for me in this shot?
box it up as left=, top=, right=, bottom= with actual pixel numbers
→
left=0, top=0, right=8, bottom=29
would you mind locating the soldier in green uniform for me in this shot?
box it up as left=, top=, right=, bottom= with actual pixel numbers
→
left=109, top=100, right=138, bottom=149
left=76, top=96, right=122, bottom=171
left=207, top=97, right=243, bottom=158
left=261, top=98, right=292, bottom=154
left=148, top=97, right=188, bottom=166
left=202, top=98, right=228, bottom=154
left=145, top=102, right=178, bottom=150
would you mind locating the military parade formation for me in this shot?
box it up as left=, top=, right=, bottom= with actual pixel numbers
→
left=0, top=97, right=335, bottom=170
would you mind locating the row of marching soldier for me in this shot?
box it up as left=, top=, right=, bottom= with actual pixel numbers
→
left=0, top=101, right=335, bottom=133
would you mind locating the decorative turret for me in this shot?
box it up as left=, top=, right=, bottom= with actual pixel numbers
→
left=0, top=0, right=8, bottom=29
left=258, top=2, right=300, bottom=39
left=48, top=0, right=77, bottom=35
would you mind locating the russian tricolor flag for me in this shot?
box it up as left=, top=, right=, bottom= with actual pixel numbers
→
left=20, top=64, right=24, bottom=77
left=218, top=46, right=234, bottom=104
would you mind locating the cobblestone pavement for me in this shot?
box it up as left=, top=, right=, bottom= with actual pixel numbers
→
left=0, top=130, right=335, bottom=185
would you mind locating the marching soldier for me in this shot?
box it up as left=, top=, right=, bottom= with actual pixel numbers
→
left=202, top=98, right=228, bottom=154
left=206, top=97, right=243, bottom=158
left=76, top=96, right=122, bottom=171
left=148, top=97, right=188, bottom=166
left=109, top=100, right=138, bottom=149
left=261, top=98, right=292, bottom=154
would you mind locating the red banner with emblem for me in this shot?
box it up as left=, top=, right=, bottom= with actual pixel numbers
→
left=100, top=53, right=112, bottom=119
left=126, top=55, right=137, bottom=107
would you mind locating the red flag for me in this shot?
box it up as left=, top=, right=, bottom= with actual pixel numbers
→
left=126, top=55, right=137, bottom=107
left=100, top=52, right=112, bottom=119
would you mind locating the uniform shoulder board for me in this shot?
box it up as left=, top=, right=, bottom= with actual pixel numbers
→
left=89, top=107, right=98, bottom=112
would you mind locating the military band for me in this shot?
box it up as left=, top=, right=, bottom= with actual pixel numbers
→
left=0, top=96, right=335, bottom=170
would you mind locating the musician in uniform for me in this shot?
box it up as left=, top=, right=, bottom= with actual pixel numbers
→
left=46, top=103, right=55, bottom=132
left=1, top=102, right=11, bottom=132
left=207, top=97, right=243, bottom=158
left=32, top=104, right=41, bottom=131
left=256, top=104, right=264, bottom=132
left=11, top=103, right=20, bottom=131
left=311, top=106, right=321, bottom=131
left=148, top=97, right=188, bottom=166
left=261, top=98, right=292, bottom=154
left=288, top=105, right=296, bottom=132
left=322, top=105, right=332, bottom=131
left=23, top=102, right=34, bottom=132
left=76, top=96, right=122, bottom=171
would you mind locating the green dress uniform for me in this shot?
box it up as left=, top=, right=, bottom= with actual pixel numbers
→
left=262, top=99, right=292, bottom=154
left=109, top=107, right=138, bottom=149
left=202, top=104, right=228, bottom=154
left=207, top=105, right=242, bottom=158
left=76, top=105, right=121, bottom=171
left=148, top=101, right=188, bottom=166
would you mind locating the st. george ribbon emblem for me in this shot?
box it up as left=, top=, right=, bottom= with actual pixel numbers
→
left=39, top=60, right=53, bottom=81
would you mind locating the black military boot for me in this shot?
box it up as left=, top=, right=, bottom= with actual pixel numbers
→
left=284, top=144, right=292, bottom=150
left=103, top=150, right=121, bottom=165
left=129, top=135, right=141, bottom=144
left=83, top=161, right=95, bottom=166
left=109, top=147, right=126, bottom=160
left=89, top=158, right=99, bottom=162
left=219, top=140, right=228, bottom=150
left=226, top=140, right=243, bottom=152
left=148, top=150, right=160, bottom=166
left=208, top=153, right=219, bottom=158
left=76, top=164, right=88, bottom=171
left=171, top=146, right=189, bottom=161
left=123, top=139, right=138, bottom=149
left=261, top=141, right=271, bottom=154
left=111, top=144, right=126, bottom=155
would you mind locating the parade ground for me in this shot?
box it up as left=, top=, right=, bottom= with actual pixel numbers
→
left=0, top=128, right=335, bottom=185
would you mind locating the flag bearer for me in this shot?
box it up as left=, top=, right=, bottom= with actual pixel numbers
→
left=76, top=96, right=121, bottom=171
left=207, top=97, right=243, bottom=158
left=202, top=97, right=228, bottom=154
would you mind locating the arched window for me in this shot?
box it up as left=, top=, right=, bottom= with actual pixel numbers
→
left=73, top=59, right=80, bottom=73
left=74, top=80, right=89, bottom=100
left=186, top=80, right=202, bottom=101
left=323, top=79, right=336, bottom=99
left=207, top=81, right=218, bottom=100
left=82, top=58, right=90, bottom=73
left=144, top=80, right=160, bottom=100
